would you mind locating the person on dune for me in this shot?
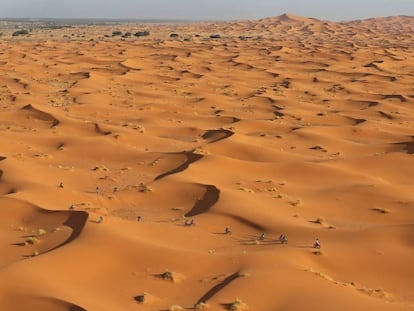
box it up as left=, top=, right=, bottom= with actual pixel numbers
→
left=279, top=234, right=288, bottom=244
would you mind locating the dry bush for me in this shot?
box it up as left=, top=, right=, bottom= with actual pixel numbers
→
left=25, top=236, right=38, bottom=245
left=195, top=302, right=210, bottom=309
left=226, top=299, right=248, bottom=311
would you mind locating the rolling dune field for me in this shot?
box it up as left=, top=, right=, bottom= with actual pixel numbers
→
left=0, top=14, right=413, bottom=310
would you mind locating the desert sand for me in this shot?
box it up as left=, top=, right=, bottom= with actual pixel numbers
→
left=0, top=14, right=413, bottom=310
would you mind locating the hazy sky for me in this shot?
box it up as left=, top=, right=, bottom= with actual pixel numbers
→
left=1, top=0, right=414, bottom=21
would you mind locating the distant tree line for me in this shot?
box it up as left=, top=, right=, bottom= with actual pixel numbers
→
left=109, top=30, right=150, bottom=38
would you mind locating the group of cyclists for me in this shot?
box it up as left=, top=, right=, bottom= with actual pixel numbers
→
left=224, top=227, right=321, bottom=249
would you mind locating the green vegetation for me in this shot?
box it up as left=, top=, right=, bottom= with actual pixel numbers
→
left=134, top=31, right=150, bottom=37
left=12, top=29, right=29, bottom=36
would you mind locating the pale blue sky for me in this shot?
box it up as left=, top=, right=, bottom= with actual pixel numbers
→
left=1, top=0, right=414, bottom=21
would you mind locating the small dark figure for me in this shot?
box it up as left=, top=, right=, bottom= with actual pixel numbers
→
left=225, top=227, right=232, bottom=235
left=59, top=182, right=64, bottom=188
left=96, top=216, right=104, bottom=223
left=113, top=187, right=118, bottom=193
left=314, top=238, right=321, bottom=249
left=95, top=186, right=100, bottom=194
left=137, top=216, right=142, bottom=222
left=259, top=232, right=265, bottom=241
left=279, top=234, right=288, bottom=244
left=69, top=204, right=75, bottom=210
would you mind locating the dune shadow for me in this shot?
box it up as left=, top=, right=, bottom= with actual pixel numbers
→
left=395, top=137, right=414, bottom=154
left=218, top=213, right=264, bottom=231
left=155, top=151, right=203, bottom=181
left=378, top=111, right=394, bottom=120
left=10, top=206, right=88, bottom=258
left=382, top=94, right=406, bottom=102
left=48, top=211, right=89, bottom=252
left=202, top=129, right=234, bottom=143
left=21, top=104, right=60, bottom=128
left=346, top=117, right=366, bottom=125
left=239, top=238, right=282, bottom=246
left=195, top=272, right=241, bottom=306
left=212, top=232, right=229, bottom=235
left=185, top=185, right=220, bottom=217
left=94, top=123, right=112, bottom=135
left=14, top=297, right=88, bottom=311
left=295, top=245, right=315, bottom=249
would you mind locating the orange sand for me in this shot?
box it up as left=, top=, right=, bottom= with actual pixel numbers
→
left=0, top=14, right=414, bottom=311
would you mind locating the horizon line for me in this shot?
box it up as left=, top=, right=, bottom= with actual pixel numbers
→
left=0, top=13, right=413, bottom=24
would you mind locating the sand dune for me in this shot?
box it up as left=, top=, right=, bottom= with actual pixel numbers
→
left=0, top=13, right=414, bottom=310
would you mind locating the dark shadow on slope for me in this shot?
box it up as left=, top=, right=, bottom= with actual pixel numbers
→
left=395, top=137, right=414, bottom=154
left=202, top=129, right=234, bottom=143
left=69, top=305, right=87, bottom=311
left=195, top=272, right=241, bottom=306
left=21, top=104, right=60, bottom=128
left=154, top=152, right=203, bottom=181
left=218, top=213, right=265, bottom=231
left=185, top=185, right=220, bottom=217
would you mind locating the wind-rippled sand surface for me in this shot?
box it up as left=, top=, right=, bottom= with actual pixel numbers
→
left=0, top=14, right=413, bottom=311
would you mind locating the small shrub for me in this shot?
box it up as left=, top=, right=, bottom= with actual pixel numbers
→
left=310, top=145, right=327, bottom=152
left=25, top=236, right=38, bottom=245
left=195, top=302, right=210, bottom=309
left=134, top=31, right=150, bottom=37
left=226, top=299, right=248, bottom=310
left=314, top=217, right=325, bottom=224
left=159, top=271, right=174, bottom=281
left=37, top=228, right=47, bottom=235
left=290, top=199, right=302, bottom=206
left=170, top=33, right=179, bottom=38
left=134, top=292, right=151, bottom=303
left=238, top=187, right=254, bottom=194
left=12, top=29, right=29, bottom=36
left=112, top=31, right=122, bottom=36
left=138, top=183, right=152, bottom=193
left=210, top=34, right=221, bottom=39
left=155, top=271, right=185, bottom=283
